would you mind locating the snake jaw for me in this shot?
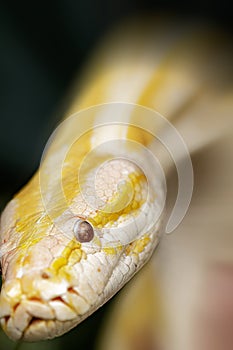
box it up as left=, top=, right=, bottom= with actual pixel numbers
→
left=0, top=295, right=87, bottom=342
left=0, top=270, right=91, bottom=341
left=0, top=221, right=160, bottom=341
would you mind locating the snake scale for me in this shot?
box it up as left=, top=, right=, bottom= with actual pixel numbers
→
left=0, top=17, right=232, bottom=342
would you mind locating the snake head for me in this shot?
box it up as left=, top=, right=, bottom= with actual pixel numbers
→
left=0, top=157, right=162, bottom=341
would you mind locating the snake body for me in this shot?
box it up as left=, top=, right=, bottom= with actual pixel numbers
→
left=0, top=17, right=232, bottom=341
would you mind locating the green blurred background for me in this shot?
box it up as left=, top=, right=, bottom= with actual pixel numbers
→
left=0, top=1, right=232, bottom=349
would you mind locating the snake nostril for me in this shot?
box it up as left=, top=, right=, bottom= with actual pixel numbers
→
left=41, top=272, right=50, bottom=279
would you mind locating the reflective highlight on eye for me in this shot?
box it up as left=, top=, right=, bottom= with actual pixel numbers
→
left=73, top=220, right=94, bottom=242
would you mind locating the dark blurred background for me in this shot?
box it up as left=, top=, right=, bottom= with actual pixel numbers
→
left=0, top=0, right=232, bottom=207
left=0, top=1, right=232, bottom=349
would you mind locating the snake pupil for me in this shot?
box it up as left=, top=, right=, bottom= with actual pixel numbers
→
left=74, top=220, right=94, bottom=243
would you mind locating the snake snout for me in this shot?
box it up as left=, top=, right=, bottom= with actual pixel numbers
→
left=0, top=271, right=91, bottom=341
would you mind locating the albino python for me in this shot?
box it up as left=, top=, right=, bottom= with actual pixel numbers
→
left=0, top=17, right=232, bottom=342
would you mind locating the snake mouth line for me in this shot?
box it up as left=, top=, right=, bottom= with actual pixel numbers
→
left=0, top=289, right=91, bottom=342
left=2, top=314, right=81, bottom=342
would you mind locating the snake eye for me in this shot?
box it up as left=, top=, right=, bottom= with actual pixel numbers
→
left=73, top=220, right=94, bottom=243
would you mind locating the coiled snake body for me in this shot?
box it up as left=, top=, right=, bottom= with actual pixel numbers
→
left=0, top=17, right=232, bottom=341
